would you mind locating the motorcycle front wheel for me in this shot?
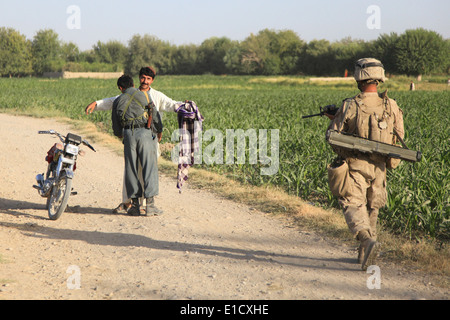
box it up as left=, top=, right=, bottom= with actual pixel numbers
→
left=47, top=172, right=72, bottom=220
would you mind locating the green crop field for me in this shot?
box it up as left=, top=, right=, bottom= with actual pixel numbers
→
left=0, top=75, right=448, bottom=241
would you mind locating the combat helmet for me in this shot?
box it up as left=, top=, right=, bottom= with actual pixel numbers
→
left=354, top=58, right=386, bottom=83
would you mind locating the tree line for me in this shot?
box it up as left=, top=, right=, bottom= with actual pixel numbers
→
left=0, top=27, right=448, bottom=77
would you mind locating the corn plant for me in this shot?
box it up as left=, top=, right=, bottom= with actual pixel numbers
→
left=0, top=76, right=448, bottom=240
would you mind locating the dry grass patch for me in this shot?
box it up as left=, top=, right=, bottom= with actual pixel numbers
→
left=61, top=121, right=450, bottom=283
left=158, top=149, right=449, bottom=281
left=4, top=113, right=447, bottom=281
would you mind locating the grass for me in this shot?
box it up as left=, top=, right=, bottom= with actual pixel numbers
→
left=1, top=76, right=448, bottom=241
left=0, top=112, right=448, bottom=282
left=157, top=152, right=449, bottom=280
left=0, top=75, right=448, bottom=278
left=76, top=117, right=450, bottom=279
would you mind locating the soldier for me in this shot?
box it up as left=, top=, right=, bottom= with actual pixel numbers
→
left=326, top=58, right=405, bottom=270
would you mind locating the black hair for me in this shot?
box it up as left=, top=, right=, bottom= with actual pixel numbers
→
left=117, top=75, right=134, bottom=89
left=139, top=66, right=156, bottom=79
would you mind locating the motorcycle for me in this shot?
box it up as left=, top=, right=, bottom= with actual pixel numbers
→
left=33, top=130, right=96, bottom=220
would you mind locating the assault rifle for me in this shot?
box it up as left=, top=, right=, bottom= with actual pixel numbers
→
left=146, top=101, right=155, bottom=130
left=302, top=104, right=339, bottom=119
left=326, top=130, right=422, bottom=163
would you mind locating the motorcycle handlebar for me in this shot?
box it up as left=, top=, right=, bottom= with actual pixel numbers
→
left=82, top=140, right=96, bottom=152
left=38, top=130, right=96, bottom=152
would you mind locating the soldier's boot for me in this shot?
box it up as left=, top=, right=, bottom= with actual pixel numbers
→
left=357, top=244, right=364, bottom=265
left=368, top=208, right=379, bottom=241
left=358, top=229, right=381, bottom=271
left=127, top=198, right=141, bottom=216
left=357, top=208, right=380, bottom=264
left=145, top=197, right=163, bottom=216
left=358, top=209, right=379, bottom=264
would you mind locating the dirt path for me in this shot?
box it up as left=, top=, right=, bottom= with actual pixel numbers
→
left=0, top=113, right=447, bottom=301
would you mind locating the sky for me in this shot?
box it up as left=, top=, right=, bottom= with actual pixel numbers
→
left=1, top=0, right=449, bottom=51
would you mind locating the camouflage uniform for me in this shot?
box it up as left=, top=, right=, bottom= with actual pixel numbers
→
left=329, top=91, right=404, bottom=236
left=327, top=58, right=405, bottom=269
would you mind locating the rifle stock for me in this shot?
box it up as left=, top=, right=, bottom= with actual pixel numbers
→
left=326, top=130, right=422, bottom=163
left=146, top=102, right=155, bottom=129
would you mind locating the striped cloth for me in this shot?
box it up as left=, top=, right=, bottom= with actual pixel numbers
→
left=176, top=101, right=204, bottom=192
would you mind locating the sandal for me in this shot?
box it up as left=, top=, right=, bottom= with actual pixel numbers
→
left=112, top=202, right=131, bottom=214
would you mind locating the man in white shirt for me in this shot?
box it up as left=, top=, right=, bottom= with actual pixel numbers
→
left=85, top=66, right=182, bottom=214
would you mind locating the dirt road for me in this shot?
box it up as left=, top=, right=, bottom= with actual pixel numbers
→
left=0, top=113, right=447, bottom=301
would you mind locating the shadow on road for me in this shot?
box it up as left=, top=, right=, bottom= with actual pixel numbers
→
left=0, top=220, right=356, bottom=271
left=0, top=198, right=115, bottom=219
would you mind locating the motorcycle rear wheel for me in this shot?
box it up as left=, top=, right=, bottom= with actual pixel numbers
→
left=47, top=172, right=72, bottom=220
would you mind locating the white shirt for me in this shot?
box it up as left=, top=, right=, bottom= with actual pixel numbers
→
left=95, top=87, right=180, bottom=113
